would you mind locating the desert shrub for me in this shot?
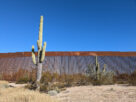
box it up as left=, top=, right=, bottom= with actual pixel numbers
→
left=85, top=58, right=115, bottom=85
left=40, top=83, right=49, bottom=92
left=16, top=77, right=30, bottom=84
left=39, top=82, right=65, bottom=92
left=1, top=73, right=13, bottom=81
left=101, top=71, right=115, bottom=84
left=40, top=71, right=53, bottom=83
left=39, top=72, right=67, bottom=92
left=91, top=71, right=115, bottom=85
left=38, top=71, right=91, bottom=92
left=0, top=68, right=36, bottom=84
left=113, top=73, right=130, bottom=84
left=25, top=81, right=37, bottom=90
left=64, top=74, right=74, bottom=87
left=52, top=82, right=66, bottom=89
left=40, top=71, right=60, bottom=83
left=16, top=69, right=36, bottom=84
left=72, top=73, right=91, bottom=86
left=0, top=74, right=2, bottom=80
left=112, top=70, right=136, bottom=85
left=58, top=73, right=66, bottom=83
left=60, top=73, right=90, bottom=87
left=40, top=71, right=90, bottom=87
left=129, top=70, right=136, bottom=85
left=52, top=72, right=60, bottom=82
left=29, top=69, right=36, bottom=82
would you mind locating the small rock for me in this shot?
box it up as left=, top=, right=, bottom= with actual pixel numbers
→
left=8, top=83, right=16, bottom=88
left=109, top=88, right=114, bottom=91
left=48, top=90, right=58, bottom=96
left=8, top=83, right=27, bottom=88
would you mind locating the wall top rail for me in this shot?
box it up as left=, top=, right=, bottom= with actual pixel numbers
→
left=0, top=51, right=136, bottom=58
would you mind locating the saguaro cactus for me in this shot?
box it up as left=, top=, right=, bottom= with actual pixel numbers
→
left=95, top=56, right=100, bottom=80
left=95, top=56, right=107, bottom=80
left=32, top=16, right=47, bottom=90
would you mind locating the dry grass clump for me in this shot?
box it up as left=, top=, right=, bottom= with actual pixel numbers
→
left=113, top=73, right=130, bottom=84
left=63, top=73, right=91, bottom=86
left=0, top=88, right=58, bottom=102
left=0, top=68, right=36, bottom=84
left=0, top=83, right=58, bottom=102
left=113, top=70, right=136, bottom=86
left=128, top=70, right=136, bottom=85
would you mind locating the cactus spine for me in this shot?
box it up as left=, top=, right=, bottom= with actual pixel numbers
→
left=32, top=16, right=47, bottom=90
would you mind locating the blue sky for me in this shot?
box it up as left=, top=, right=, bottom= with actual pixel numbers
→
left=0, top=0, right=136, bottom=53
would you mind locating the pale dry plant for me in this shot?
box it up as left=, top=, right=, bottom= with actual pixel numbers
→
left=0, top=81, right=59, bottom=102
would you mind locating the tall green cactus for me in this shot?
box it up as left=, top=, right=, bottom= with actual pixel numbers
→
left=32, top=16, right=47, bottom=90
left=95, top=56, right=100, bottom=80
left=95, top=56, right=108, bottom=80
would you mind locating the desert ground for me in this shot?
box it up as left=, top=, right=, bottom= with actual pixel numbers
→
left=53, top=84, right=136, bottom=102
left=0, top=81, right=58, bottom=102
left=1, top=81, right=136, bottom=102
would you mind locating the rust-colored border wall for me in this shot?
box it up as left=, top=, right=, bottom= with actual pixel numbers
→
left=1, top=51, right=136, bottom=58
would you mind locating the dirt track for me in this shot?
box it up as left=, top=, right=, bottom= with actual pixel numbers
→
left=53, top=84, right=136, bottom=102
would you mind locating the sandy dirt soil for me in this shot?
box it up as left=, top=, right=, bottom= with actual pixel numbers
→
left=53, top=84, right=136, bottom=102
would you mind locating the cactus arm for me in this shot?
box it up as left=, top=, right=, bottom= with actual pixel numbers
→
left=95, top=56, right=98, bottom=72
left=41, top=42, right=46, bottom=62
left=32, top=45, right=36, bottom=65
left=38, top=16, right=43, bottom=49
left=102, top=64, right=106, bottom=73
left=96, top=63, right=100, bottom=80
left=98, top=63, right=100, bottom=73
left=95, top=56, right=98, bottom=65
